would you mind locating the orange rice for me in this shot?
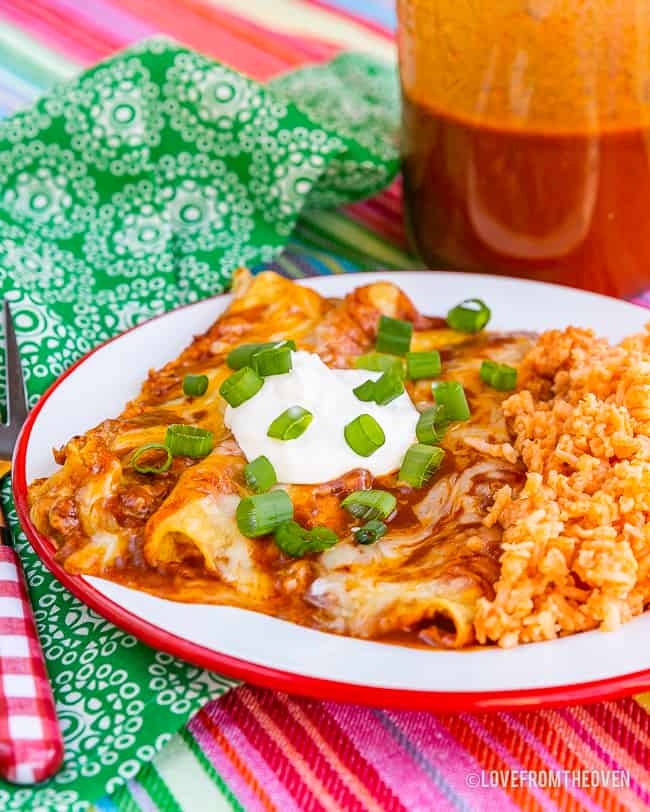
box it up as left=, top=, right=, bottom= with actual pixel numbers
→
left=474, top=325, right=650, bottom=648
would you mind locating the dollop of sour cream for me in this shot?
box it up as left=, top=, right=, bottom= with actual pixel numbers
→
left=225, top=350, right=418, bottom=484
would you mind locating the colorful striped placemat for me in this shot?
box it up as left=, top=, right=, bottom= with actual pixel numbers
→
left=1, top=2, right=650, bottom=811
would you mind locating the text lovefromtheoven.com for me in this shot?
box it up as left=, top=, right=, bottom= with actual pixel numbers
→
left=465, top=770, right=630, bottom=789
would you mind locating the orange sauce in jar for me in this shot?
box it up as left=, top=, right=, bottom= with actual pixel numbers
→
left=397, top=0, right=650, bottom=297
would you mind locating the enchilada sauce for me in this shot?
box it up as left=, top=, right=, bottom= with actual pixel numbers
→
left=398, top=0, right=650, bottom=298
left=402, top=96, right=650, bottom=299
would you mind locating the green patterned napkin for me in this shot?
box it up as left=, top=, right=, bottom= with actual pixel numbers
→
left=0, top=39, right=398, bottom=811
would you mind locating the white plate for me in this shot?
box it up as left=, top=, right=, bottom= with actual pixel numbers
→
left=14, top=272, right=650, bottom=711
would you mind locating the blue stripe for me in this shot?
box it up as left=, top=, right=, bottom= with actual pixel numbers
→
left=94, top=797, right=119, bottom=811
left=317, top=0, right=396, bottom=30
left=372, top=710, right=477, bottom=812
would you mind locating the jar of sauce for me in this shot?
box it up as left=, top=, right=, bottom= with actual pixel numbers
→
left=397, top=0, right=650, bottom=297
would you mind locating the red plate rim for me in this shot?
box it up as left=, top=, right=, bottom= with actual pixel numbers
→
left=12, top=282, right=650, bottom=712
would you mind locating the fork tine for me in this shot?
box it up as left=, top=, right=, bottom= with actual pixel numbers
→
left=4, top=300, right=28, bottom=426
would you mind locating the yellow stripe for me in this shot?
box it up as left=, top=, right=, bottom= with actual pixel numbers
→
left=153, top=733, right=233, bottom=812
left=634, top=692, right=650, bottom=712
left=206, top=0, right=396, bottom=62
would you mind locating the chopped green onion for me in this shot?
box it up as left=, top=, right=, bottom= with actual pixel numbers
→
left=219, top=366, right=264, bottom=407
left=165, top=424, right=214, bottom=458
left=353, top=379, right=377, bottom=402
left=373, top=369, right=404, bottom=405
left=406, top=351, right=441, bottom=380
left=355, top=352, right=404, bottom=376
left=267, top=406, right=313, bottom=440
left=376, top=315, right=413, bottom=355
left=251, top=345, right=293, bottom=377
left=416, top=405, right=449, bottom=444
left=130, top=443, right=172, bottom=474
left=353, top=370, right=403, bottom=406
left=274, top=521, right=339, bottom=557
left=341, top=489, right=396, bottom=521
left=244, top=455, right=277, bottom=493
left=236, top=490, right=293, bottom=538
left=227, top=340, right=296, bottom=370
left=480, top=360, right=518, bottom=391
left=399, top=443, right=445, bottom=487
left=344, top=414, right=385, bottom=457
left=182, top=374, right=209, bottom=397
left=447, top=299, right=491, bottom=333
left=432, top=381, right=471, bottom=421
left=354, top=520, right=387, bottom=545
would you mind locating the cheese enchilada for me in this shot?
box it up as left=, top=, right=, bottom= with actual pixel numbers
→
left=28, top=270, right=535, bottom=648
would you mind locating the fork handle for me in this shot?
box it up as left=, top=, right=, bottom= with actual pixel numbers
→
left=0, top=544, right=64, bottom=784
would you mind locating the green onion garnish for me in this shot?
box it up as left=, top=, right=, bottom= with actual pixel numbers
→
left=165, top=424, right=215, bottom=458
left=130, top=443, right=172, bottom=474
left=376, top=315, right=413, bottom=355
left=341, top=489, right=396, bottom=521
left=267, top=406, right=313, bottom=440
left=447, top=299, right=491, bottom=333
left=373, top=369, right=404, bottom=405
left=353, top=379, right=377, bottom=402
left=182, top=374, right=209, bottom=397
left=354, top=520, right=387, bottom=545
left=353, top=370, right=404, bottom=406
left=219, top=366, right=264, bottom=407
left=236, top=490, right=293, bottom=538
left=432, top=381, right=471, bottom=422
left=406, top=351, right=441, bottom=380
left=416, top=405, right=448, bottom=444
left=480, top=360, right=518, bottom=391
left=399, top=443, right=445, bottom=487
left=355, top=352, right=404, bottom=376
left=344, top=414, right=385, bottom=457
left=244, top=455, right=277, bottom=493
left=227, top=340, right=296, bottom=370
left=251, top=345, right=292, bottom=377
left=274, top=521, right=339, bottom=557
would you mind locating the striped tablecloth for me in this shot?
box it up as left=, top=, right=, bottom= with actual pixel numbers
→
left=2, top=2, right=650, bottom=811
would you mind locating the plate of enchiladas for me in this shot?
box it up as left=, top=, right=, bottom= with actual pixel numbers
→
left=13, top=269, right=650, bottom=710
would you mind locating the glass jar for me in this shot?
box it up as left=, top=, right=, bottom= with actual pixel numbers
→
left=397, top=0, right=650, bottom=297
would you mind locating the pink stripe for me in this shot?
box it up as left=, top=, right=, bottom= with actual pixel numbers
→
left=226, top=15, right=340, bottom=64
left=201, top=700, right=300, bottom=812
left=49, top=0, right=155, bottom=41
left=188, top=709, right=295, bottom=812
left=292, top=700, right=408, bottom=812
left=380, top=710, right=521, bottom=812
left=335, top=707, right=457, bottom=811
left=0, top=0, right=102, bottom=64
left=459, top=714, right=558, bottom=812
left=201, top=698, right=303, bottom=812
left=558, top=707, right=650, bottom=806
left=370, top=189, right=405, bottom=218
left=10, top=0, right=123, bottom=53
left=324, top=704, right=479, bottom=811
left=632, top=294, right=650, bottom=308
left=501, top=713, right=603, bottom=812
left=344, top=202, right=406, bottom=245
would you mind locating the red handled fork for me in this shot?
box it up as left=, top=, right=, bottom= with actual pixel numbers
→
left=0, top=300, right=63, bottom=784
